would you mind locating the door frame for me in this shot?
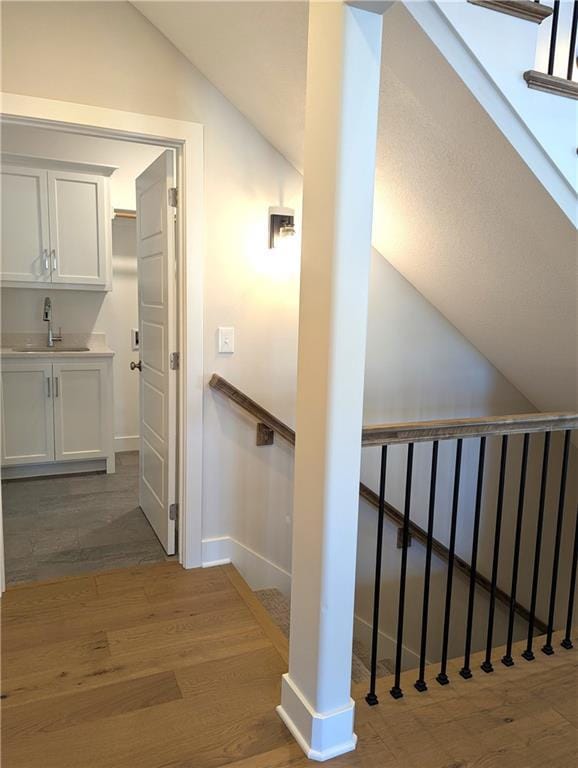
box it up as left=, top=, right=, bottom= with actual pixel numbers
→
left=0, top=92, right=205, bottom=576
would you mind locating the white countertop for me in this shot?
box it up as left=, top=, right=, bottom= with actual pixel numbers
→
left=0, top=333, right=115, bottom=359
left=1, top=346, right=115, bottom=359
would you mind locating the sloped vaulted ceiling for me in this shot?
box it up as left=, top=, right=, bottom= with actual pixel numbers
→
left=134, top=1, right=576, bottom=412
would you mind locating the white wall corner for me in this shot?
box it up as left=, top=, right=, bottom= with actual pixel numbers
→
left=201, top=536, right=291, bottom=596
left=277, top=673, right=357, bottom=762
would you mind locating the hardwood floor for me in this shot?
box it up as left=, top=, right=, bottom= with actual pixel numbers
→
left=1, top=561, right=576, bottom=767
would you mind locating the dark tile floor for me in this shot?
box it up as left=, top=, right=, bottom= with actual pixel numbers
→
left=1, top=452, right=170, bottom=586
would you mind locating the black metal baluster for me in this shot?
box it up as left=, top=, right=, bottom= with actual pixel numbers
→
left=567, top=1, right=578, bottom=79
left=561, top=505, right=578, bottom=650
left=548, top=0, right=561, bottom=76
left=502, top=433, right=530, bottom=667
left=415, top=441, right=439, bottom=692
left=437, top=438, right=463, bottom=686
left=522, top=431, right=551, bottom=661
left=460, top=436, right=486, bottom=679
left=390, top=443, right=414, bottom=700
left=366, top=446, right=388, bottom=706
left=542, top=431, right=571, bottom=655
left=481, top=435, right=509, bottom=673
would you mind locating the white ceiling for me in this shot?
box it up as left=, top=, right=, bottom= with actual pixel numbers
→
left=134, top=1, right=576, bottom=411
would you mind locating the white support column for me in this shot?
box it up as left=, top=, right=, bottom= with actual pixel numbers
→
left=276, top=2, right=383, bottom=762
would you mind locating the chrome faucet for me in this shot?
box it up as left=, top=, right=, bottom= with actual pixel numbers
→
left=43, top=297, right=62, bottom=348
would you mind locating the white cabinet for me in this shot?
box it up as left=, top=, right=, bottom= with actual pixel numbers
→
left=1, top=166, right=51, bottom=284
left=1, top=362, right=54, bottom=465
left=53, top=361, right=112, bottom=462
left=1, top=156, right=115, bottom=291
left=1, top=356, right=114, bottom=473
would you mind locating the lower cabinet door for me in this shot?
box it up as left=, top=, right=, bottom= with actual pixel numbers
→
left=52, top=361, right=111, bottom=462
left=1, top=362, right=55, bottom=465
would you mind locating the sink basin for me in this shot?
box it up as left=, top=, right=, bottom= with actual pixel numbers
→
left=12, top=346, right=90, bottom=353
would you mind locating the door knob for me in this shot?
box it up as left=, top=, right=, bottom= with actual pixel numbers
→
left=130, top=361, right=142, bottom=371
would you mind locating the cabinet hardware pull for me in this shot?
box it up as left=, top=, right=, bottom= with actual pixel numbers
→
left=47, top=377, right=51, bottom=398
left=54, top=377, right=59, bottom=398
left=43, top=249, right=50, bottom=273
left=51, top=249, right=57, bottom=272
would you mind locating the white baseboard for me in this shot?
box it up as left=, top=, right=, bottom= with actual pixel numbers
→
left=202, top=536, right=291, bottom=597
left=114, top=436, right=139, bottom=452
left=1, top=459, right=107, bottom=479
left=277, top=674, right=357, bottom=762
left=353, top=614, right=420, bottom=669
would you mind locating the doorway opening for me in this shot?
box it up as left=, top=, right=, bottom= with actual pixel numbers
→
left=1, top=124, right=180, bottom=585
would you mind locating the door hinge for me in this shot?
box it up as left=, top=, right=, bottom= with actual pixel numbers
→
left=170, top=352, right=180, bottom=370
left=168, top=187, right=178, bottom=207
left=169, top=503, right=178, bottom=521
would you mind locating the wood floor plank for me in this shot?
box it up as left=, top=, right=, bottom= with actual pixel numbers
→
left=107, top=604, right=256, bottom=658
left=3, top=574, right=98, bottom=618
left=3, top=630, right=110, bottom=679
left=2, top=670, right=182, bottom=740
left=2, top=625, right=271, bottom=709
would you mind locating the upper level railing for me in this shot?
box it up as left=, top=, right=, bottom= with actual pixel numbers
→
left=469, top=0, right=578, bottom=96
left=210, top=374, right=577, bottom=705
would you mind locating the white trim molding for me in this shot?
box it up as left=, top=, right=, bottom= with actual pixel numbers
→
left=202, top=536, right=291, bottom=596
left=0, top=92, right=205, bottom=570
left=277, top=674, right=357, bottom=762
left=114, top=436, right=140, bottom=453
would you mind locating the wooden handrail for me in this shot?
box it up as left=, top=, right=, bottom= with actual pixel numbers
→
left=209, top=374, right=296, bottom=445
left=208, top=373, right=561, bottom=633
left=210, top=375, right=577, bottom=447
left=362, top=412, right=578, bottom=446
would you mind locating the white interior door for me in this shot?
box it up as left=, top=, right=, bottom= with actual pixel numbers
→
left=135, top=150, right=177, bottom=555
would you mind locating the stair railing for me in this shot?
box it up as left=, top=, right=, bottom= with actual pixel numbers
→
left=363, top=412, right=577, bottom=704
left=544, top=0, right=578, bottom=79
left=209, top=375, right=577, bottom=704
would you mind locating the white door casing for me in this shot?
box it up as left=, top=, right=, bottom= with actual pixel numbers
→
left=136, top=150, right=177, bottom=555
left=1, top=362, right=54, bottom=465
left=0, top=166, right=51, bottom=283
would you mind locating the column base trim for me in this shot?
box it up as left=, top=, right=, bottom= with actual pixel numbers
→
left=277, top=674, right=357, bottom=762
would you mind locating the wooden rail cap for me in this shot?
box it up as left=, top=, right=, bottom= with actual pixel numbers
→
left=362, top=412, right=578, bottom=447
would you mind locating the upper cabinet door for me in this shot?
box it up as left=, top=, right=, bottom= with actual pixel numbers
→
left=48, top=170, right=110, bottom=288
left=1, top=166, right=51, bottom=283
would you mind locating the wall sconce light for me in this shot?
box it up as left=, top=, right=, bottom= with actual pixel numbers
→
left=269, top=206, right=296, bottom=249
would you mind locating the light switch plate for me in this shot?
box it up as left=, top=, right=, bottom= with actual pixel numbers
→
left=131, top=328, right=139, bottom=351
left=218, top=326, right=235, bottom=354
